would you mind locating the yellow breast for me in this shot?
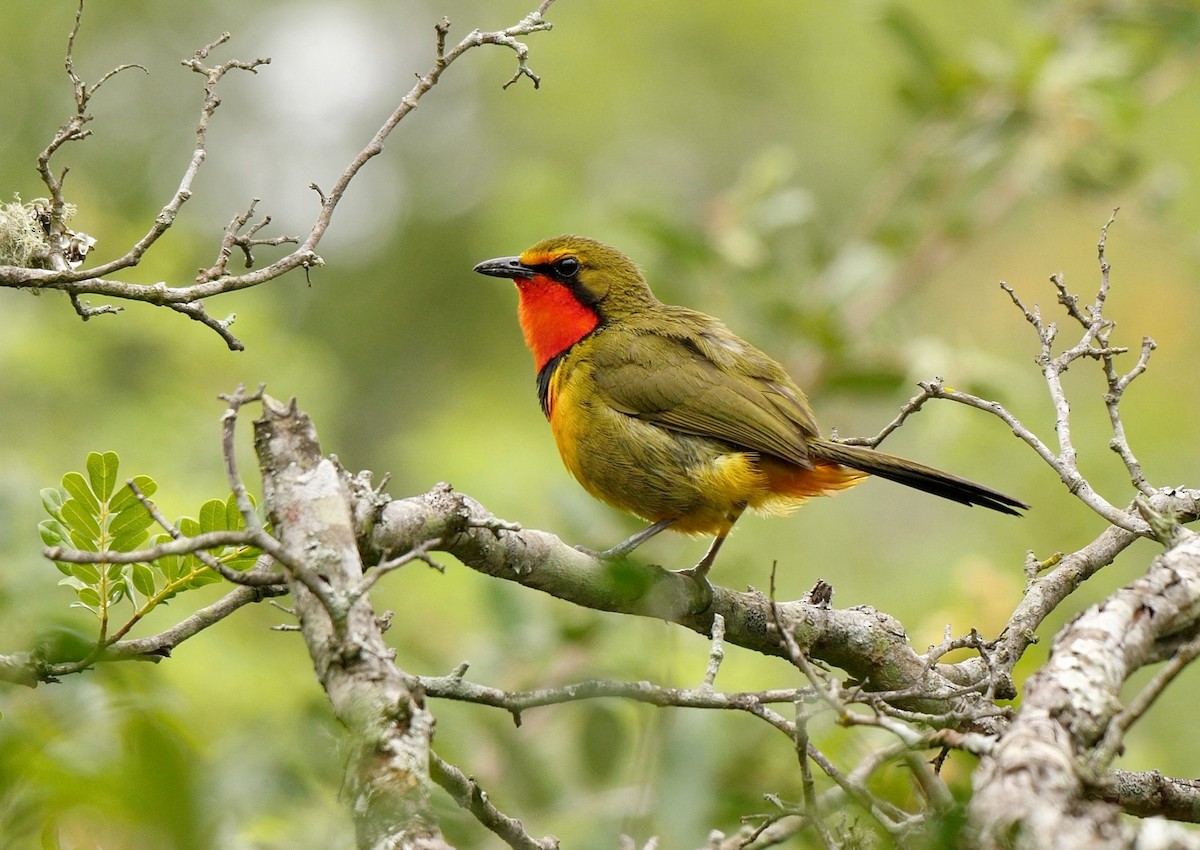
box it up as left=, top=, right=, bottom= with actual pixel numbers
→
left=546, top=359, right=787, bottom=536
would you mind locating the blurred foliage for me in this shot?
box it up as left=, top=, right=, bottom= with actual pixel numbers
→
left=2, top=0, right=1200, bottom=847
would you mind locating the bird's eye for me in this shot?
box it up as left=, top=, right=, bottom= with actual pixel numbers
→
left=554, top=256, right=580, bottom=278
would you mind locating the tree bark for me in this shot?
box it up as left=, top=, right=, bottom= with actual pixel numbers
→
left=255, top=396, right=454, bottom=850
left=969, top=529, right=1200, bottom=849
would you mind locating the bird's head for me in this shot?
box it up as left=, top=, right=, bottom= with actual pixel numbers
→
left=474, top=235, right=657, bottom=371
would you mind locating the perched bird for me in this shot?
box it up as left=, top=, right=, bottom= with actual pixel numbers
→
left=475, top=235, right=1026, bottom=576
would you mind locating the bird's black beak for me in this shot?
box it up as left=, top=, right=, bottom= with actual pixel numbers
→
left=474, top=256, right=537, bottom=280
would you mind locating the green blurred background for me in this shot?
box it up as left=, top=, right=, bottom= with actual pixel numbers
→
left=2, top=1, right=1199, bottom=847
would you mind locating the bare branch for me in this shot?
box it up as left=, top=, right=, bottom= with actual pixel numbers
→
left=350, top=536, right=445, bottom=603
left=90, top=576, right=286, bottom=663
left=45, top=528, right=257, bottom=565
left=366, top=483, right=1015, bottom=726
left=702, top=612, right=726, bottom=689
left=428, top=753, right=559, bottom=850
left=1, top=2, right=556, bottom=349
left=1090, top=633, right=1200, bottom=772
left=419, top=667, right=815, bottom=729
left=1045, top=210, right=1158, bottom=498
left=921, top=378, right=1150, bottom=535
left=832, top=382, right=936, bottom=448
left=296, top=6, right=554, bottom=262
left=794, top=717, right=836, bottom=850
left=68, top=291, right=120, bottom=319
left=945, top=215, right=1168, bottom=536
left=220, top=386, right=326, bottom=603
left=166, top=300, right=244, bottom=350
left=0, top=578, right=285, bottom=686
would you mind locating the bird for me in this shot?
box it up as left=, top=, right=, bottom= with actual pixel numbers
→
left=474, top=235, right=1026, bottom=577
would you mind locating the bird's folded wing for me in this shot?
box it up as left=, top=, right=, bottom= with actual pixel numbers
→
left=589, top=330, right=817, bottom=468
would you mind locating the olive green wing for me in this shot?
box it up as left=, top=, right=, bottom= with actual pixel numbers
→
left=588, top=324, right=819, bottom=468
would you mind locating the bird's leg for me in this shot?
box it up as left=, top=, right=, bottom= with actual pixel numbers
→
left=681, top=504, right=745, bottom=578
left=578, top=518, right=677, bottom=560
left=683, top=533, right=729, bottom=579
left=675, top=505, right=745, bottom=611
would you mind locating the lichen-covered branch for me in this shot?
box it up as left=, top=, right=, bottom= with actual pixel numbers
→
left=362, top=480, right=1017, bottom=731
left=252, top=396, right=457, bottom=850
left=969, top=531, right=1200, bottom=849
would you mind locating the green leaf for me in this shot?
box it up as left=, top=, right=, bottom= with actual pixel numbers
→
left=178, top=552, right=204, bottom=578
left=131, top=563, right=156, bottom=598
left=61, top=497, right=102, bottom=544
left=157, top=553, right=180, bottom=583
left=112, top=527, right=149, bottom=554
left=222, top=547, right=262, bottom=572
left=39, top=518, right=67, bottom=547
left=198, top=499, right=226, bottom=534
left=110, top=501, right=155, bottom=546
left=67, top=527, right=100, bottom=553
left=61, top=471, right=100, bottom=518
left=178, top=516, right=200, bottom=538
left=41, top=487, right=65, bottom=520
left=74, top=586, right=102, bottom=609
left=86, top=451, right=120, bottom=502
left=149, top=533, right=177, bottom=581
left=226, top=493, right=249, bottom=531
left=186, top=569, right=221, bottom=589
left=109, top=475, right=157, bottom=512
left=69, top=561, right=101, bottom=585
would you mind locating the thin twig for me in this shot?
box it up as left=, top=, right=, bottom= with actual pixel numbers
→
left=429, top=753, right=559, bottom=850
left=127, top=478, right=283, bottom=586
left=421, top=670, right=814, bottom=730
left=766, top=566, right=910, bottom=837
left=835, top=383, right=937, bottom=448
left=795, top=714, right=836, bottom=850
left=349, top=537, right=444, bottom=602
left=218, top=386, right=316, bottom=601
left=921, top=378, right=1149, bottom=535
left=46, top=528, right=258, bottom=565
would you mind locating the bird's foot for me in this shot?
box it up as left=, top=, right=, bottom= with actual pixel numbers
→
left=673, top=563, right=714, bottom=612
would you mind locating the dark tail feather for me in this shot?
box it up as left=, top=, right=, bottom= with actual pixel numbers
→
left=809, top=439, right=1028, bottom=516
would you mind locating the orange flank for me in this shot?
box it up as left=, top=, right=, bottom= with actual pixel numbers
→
left=758, top=455, right=868, bottom=512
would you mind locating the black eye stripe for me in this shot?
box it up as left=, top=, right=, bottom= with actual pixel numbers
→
left=554, top=256, right=580, bottom=278
left=530, top=257, right=605, bottom=309
left=533, top=256, right=582, bottom=284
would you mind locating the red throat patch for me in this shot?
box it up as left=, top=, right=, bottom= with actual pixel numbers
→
left=515, top=275, right=600, bottom=372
